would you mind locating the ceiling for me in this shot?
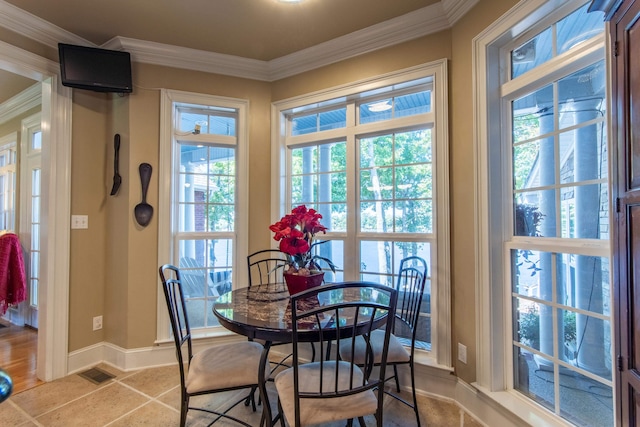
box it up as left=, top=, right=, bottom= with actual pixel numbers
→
left=3, top=0, right=440, bottom=61
left=1, top=0, right=469, bottom=103
left=0, top=70, right=35, bottom=102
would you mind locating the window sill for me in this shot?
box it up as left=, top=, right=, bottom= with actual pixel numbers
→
left=413, top=350, right=454, bottom=372
left=154, top=328, right=242, bottom=347
left=472, top=383, right=575, bottom=427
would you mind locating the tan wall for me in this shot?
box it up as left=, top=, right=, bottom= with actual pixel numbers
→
left=68, top=89, right=110, bottom=350
left=0, top=27, right=56, bottom=62
left=449, top=0, right=519, bottom=383
left=0, top=105, right=41, bottom=141
left=271, top=30, right=452, bottom=101
left=70, top=63, right=273, bottom=350
left=105, top=93, right=131, bottom=349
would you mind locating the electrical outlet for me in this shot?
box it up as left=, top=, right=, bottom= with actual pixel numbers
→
left=93, top=315, right=103, bottom=331
left=458, top=342, right=467, bottom=364
left=71, top=215, right=89, bottom=229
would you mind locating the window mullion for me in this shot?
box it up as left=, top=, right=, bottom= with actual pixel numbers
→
left=344, top=102, right=358, bottom=280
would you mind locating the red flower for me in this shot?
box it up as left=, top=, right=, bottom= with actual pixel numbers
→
left=279, top=236, right=309, bottom=255
left=269, top=205, right=335, bottom=274
left=268, top=221, right=292, bottom=241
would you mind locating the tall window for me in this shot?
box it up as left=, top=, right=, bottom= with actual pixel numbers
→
left=0, top=133, right=17, bottom=231
left=476, top=1, right=611, bottom=426
left=158, top=90, right=248, bottom=337
left=20, top=113, right=41, bottom=327
left=274, top=63, right=450, bottom=362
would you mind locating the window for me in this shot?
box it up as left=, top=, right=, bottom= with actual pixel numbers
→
left=158, top=90, right=248, bottom=338
left=475, top=1, right=611, bottom=426
left=273, top=62, right=450, bottom=363
left=0, top=133, right=17, bottom=231
left=20, top=113, right=41, bottom=324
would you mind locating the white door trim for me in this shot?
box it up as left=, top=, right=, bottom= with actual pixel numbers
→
left=0, top=39, right=72, bottom=381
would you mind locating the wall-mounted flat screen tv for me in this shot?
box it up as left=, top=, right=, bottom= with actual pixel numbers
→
left=58, top=43, right=132, bottom=93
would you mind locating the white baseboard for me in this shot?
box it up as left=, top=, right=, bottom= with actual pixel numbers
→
left=389, top=361, right=533, bottom=427
left=67, top=343, right=531, bottom=427
left=67, top=335, right=247, bottom=374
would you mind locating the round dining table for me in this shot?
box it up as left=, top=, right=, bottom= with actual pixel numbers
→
left=212, top=281, right=390, bottom=427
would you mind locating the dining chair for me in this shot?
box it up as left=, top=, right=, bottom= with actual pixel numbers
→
left=159, top=264, right=265, bottom=427
left=247, top=249, right=288, bottom=287
left=274, top=281, right=398, bottom=427
left=338, top=256, right=428, bottom=427
left=248, top=249, right=315, bottom=367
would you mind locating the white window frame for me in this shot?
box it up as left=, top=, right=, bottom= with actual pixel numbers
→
left=473, top=0, right=611, bottom=424
left=0, top=132, right=17, bottom=232
left=20, top=112, right=42, bottom=327
left=271, top=61, right=451, bottom=367
left=157, top=89, right=249, bottom=341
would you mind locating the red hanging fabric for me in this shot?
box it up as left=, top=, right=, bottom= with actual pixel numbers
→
left=0, top=233, right=26, bottom=315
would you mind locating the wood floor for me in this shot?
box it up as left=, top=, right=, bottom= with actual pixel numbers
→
left=0, top=322, right=42, bottom=394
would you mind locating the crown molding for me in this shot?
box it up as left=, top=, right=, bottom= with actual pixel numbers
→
left=268, top=2, right=451, bottom=80
left=0, top=0, right=92, bottom=48
left=0, top=0, right=476, bottom=82
left=0, top=81, right=41, bottom=125
left=103, top=37, right=272, bottom=82
left=442, top=0, right=481, bottom=25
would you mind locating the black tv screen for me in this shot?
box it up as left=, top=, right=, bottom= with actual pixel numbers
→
left=58, top=43, right=132, bottom=93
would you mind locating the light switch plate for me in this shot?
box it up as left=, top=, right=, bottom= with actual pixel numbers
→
left=71, top=215, right=88, bottom=229
left=93, top=315, right=102, bottom=331
left=458, top=342, right=467, bottom=364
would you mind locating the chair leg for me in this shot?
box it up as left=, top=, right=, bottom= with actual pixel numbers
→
left=260, top=409, right=267, bottom=427
left=410, top=361, right=421, bottom=427
left=180, top=394, right=189, bottom=427
left=325, top=339, right=333, bottom=361
left=393, top=364, right=401, bottom=392
left=251, top=386, right=257, bottom=412
left=244, top=386, right=259, bottom=410
left=357, top=416, right=367, bottom=426
left=277, top=399, right=286, bottom=427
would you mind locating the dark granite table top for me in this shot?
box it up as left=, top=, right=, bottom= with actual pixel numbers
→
left=212, top=282, right=389, bottom=342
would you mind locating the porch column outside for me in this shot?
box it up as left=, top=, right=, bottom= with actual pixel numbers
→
left=573, top=98, right=608, bottom=375
left=537, top=103, right=556, bottom=363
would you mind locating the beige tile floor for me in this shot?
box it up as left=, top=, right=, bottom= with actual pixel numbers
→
left=0, top=362, right=484, bottom=426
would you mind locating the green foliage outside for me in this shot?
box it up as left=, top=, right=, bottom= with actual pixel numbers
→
left=519, top=306, right=577, bottom=350
left=289, top=130, right=433, bottom=236
left=287, top=129, right=433, bottom=278
left=512, top=112, right=540, bottom=190
left=207, top=148, right=235, bottom=232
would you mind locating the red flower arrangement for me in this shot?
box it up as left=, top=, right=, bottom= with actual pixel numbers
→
left=269, top=205, right=336, bottom=276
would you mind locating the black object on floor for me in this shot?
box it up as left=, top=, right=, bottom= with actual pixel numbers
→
left=78, top=367, right=115, bottom=384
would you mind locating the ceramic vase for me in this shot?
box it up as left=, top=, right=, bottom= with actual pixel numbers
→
left=284, top=272, right=324, bottom=296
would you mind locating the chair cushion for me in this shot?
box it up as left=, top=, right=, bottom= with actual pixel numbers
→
left=274, top=360, right=378, bottom=426
left=339, top=329, right=410, bottom=365
left=186, top=340, right=264, bottom=394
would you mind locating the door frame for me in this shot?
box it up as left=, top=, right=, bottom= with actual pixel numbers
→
left=0, top=40, right=72, bottom=382
left=19, top=111, right=42, bottom=329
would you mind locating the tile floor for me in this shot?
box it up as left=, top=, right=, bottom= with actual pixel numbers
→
left=0, top=362, right=484, bottom=426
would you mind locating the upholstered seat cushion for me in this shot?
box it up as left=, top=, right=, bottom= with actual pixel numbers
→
left=186, top=340, right=264, bottom=394
left=338, top=329, right=410, bottom=365
left=274, top=360, right=377, bottom=426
